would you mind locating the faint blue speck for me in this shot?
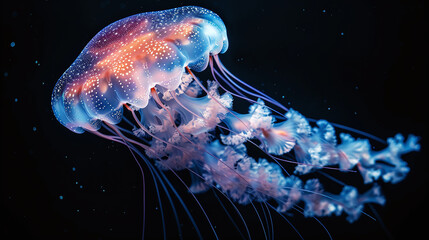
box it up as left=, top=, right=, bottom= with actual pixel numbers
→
left=4, top=72, right=8, bottom=77
left=340, top=32, right=344, bottom=36
left=322, top=9, right=326, bottom=13
left=14, top=98, right=18, bottom=102
left=10, top=42, right=15, bottom=47
left=59, top=195, right=63, bottom=200
left=32, top=126, right=37, bottom=131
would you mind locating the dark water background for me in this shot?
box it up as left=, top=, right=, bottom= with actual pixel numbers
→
left=1, top=0, right=427, bottom=239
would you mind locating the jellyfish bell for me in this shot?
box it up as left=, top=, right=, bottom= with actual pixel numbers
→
left=52, top=6, right=228, bottom=133
left=51, top=5, right=420, bottom=239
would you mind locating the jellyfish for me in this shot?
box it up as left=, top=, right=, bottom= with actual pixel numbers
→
left=51, top=6, right=420, bottom=239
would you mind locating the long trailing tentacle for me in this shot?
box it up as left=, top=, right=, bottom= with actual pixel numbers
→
left=210, top=60, right=286, bottom=118
left=103, top=123, right=147, bottom=240
left=90, top=125, right=147, bottom=240
left=213, top=55, right=287, bottom=112
left=166, top=165, right=220, bottom=240
left=187, top=168, right=252, bottom=240
left=266, top=203, right=304, bottom=240
left=211, top=189, right=248, bottom=240
left=98, top=123, right=201, bottom=239
left=293, top=204, right=333, bottom=240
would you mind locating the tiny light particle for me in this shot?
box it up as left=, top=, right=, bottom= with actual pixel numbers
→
left=10, top=42, right=15, bottom=47
left=59, top=195, right=64, bottom=200
left=33, top=126, right=37, bottom=131
left=14, top=98, right=18, bottom=102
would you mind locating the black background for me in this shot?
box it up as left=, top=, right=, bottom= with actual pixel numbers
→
left=1, top=0, right=427, bottom=239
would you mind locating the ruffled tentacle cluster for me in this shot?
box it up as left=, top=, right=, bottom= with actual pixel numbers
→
left=132, top=73, right=420, bottom=222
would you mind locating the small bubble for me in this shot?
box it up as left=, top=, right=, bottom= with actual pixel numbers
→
left=322, top=9, right=326, bottom=13
left=72, top=167, right=76, bottom=171
left=10, top=42, right=15, bottom=47
left=14, top=98, right=18, bottom=102
left=32, top=126, right=37, bottom=131
left=340, top=32, right=344, bottom=36
left=59, top=195, right=63, bottom=200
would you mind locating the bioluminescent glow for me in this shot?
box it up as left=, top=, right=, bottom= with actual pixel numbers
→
left=51, top=6, right=420, bottom=239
